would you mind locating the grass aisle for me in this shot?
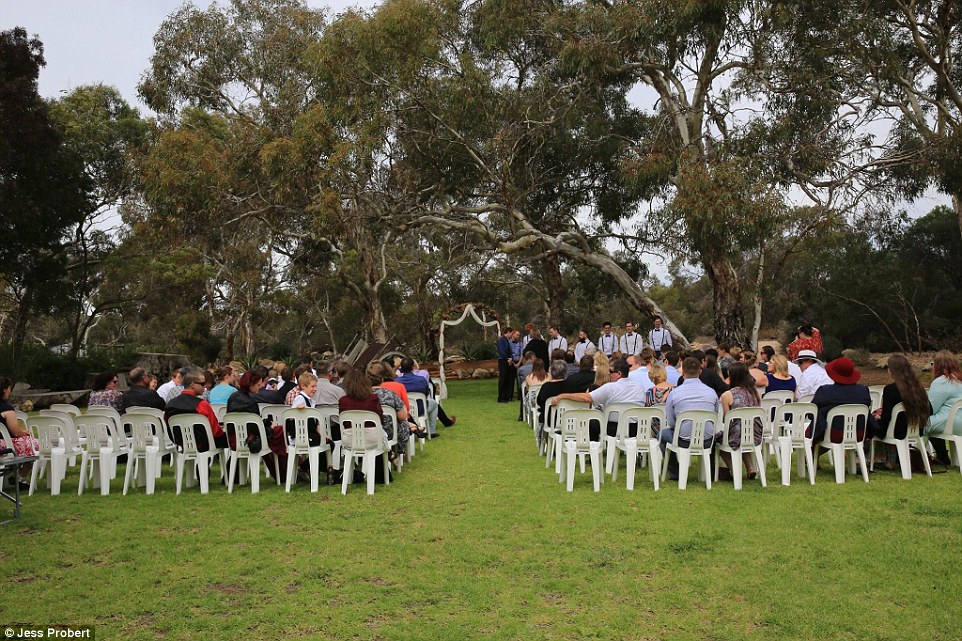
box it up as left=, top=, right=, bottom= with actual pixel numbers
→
left=5, top=379, right=962, bottom=640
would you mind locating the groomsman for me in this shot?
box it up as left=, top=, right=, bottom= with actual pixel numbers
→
left=647, top=315, right=673, bottom=358
left=597, top=321, right=617, bottom=357
left=573, top=328, right=596, bottom=361
left=548, top=326, right=568, bottom=354
left=619, top=321, right=643, bottom=356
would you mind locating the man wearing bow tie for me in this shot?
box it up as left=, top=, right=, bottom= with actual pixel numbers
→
left=647, top=315, right=672, bottom=358
left=547, top=325, right=568, bottom=354
left=619, top=321, right=643, bottom=356
left=597, top=321, right=616, bottom=357
left=573, top=328, right=596, bottom=361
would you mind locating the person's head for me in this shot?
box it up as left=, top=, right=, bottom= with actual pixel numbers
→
left=682, top=356, right=702, bottom=378
left=93, top=371, right=118, bottom=392
left=648, top=362, right=667, bottom=385
left=503, top=326, right=514, bottom=337
left=932, top=350, right=962, bottom=382
left=366, top=361, right=388, bottom=386
left=579, top=355, right=594, bottom=372
left=147, top=374, right=158, bottom=390
left=761, top=345, right=775, bottom=362
left=640, top=347, right=655, bottom=365
left=578, top=328, right=588, bottom=341
left=216, top=365, right=235, bottom=385
left=298, top=371, right=318, bottom=396
left=512, top=329, right=521, bottom=341
left=273, top=361, right=287, bottom=374
left=602, top=321, right=612, bottom=335
left=379, top=362, right=396, bottom=381
left=628, top=354, right=642, bottom=370
left=399, top=357, right=415, bottom=374
left=664, top=351, right=680, bottom=367
left=172, top=368, right=186, bottom=385
left=704, top=354, right=720, bottom=374
left=593, top=351, right=610, bottom=373
left=301, top=354, right=314, bottom=368
left=691, top=349, right=706, bottom=363
left=551, top=348, right=566, bottom=362
left=653, top=315, right=663, bottom=329
left=0, top=376, right=12, bottom=401
left=564, top=350, right=575, bottom=364
left=531, top=358, right=547, bottom=381
left=794, top=349, right=820, bottom=372
left=280, top=366, right=295, bottom=383
left=740, top=350, right=757, bottom=366
left=705, top=348, right=719, bottom=360
left=887, top=354, right=931, bottom=429
left=727, top=362, right=759, bottom=401
left=718, top=343, right=731, bottom=355
left=332, top=361, right=351, bottom=383
left=625, top=321, right=635, bottom=334
left=770, top=354, right=790, bottom=377
left=825, top=357, right=861, bottom=385
left=549, top=360, right=568, bottom=380
left=531, top=328, right=542, bottom=340
left=548, top=326, right=560, bottom=338
left=238, top=370, right=264, bottom=394
left=524, top=322, right=535, bottom=336
left=342, top=367, right=372, bottom=400
left=594, top=363, right=610, bottom=387
left=523, top=350, right=536, bottom=364
left=129, top=367, right=149, bottom=388
left=182, top=367, right=207, bottom=393
left=797, top=324, right=814, bottom=339
left=609, top=358, right=630, bottom=379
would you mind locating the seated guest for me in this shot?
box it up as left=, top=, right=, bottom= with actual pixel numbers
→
left=207, top=366, right=238, bottom=405
left=165, top=367, right=227, bottom=451
left=312, top=361, right=346, bottom=406
left=764, top=355, right=797, bottom=397
left=926, top=350, right=962, bottom=465
left=121, top=367, right=166, bottom=412
left=251, top=366, right=286, bottom=404
left=536, top=360, right=570, bottom=425
left=738, top=350, right=769, bottom=389
left=338, top=368, right=388, bottom=451
left=716, top=343, right=736, bottom=378
left=662, top=351, right=682, bottom=386
left=564, top=355, right=597, bottom=394
left=660, top=357, right=719, bottom=481
left=397, top=357, right=455, bottom=436
left=795, top=349, right=833, bottom=398
left=89, top=371, right=123, bottom=412
left=645, top=362, right=673, bottom=435
left=277, top=366, right=298, bottom=400
left=757, top=346, right=776, bottom=373
left=516, top=351, right=537, bottom=420
left=226, top=370, right=288, bottom=481
left=0, top=376, right=39, bottom=489
left=627, top=354, right=654, bottom=391
left=366, top=363, right=412, bottom=462
left=564, top=349, right=579, bottom=376
left=876, top=354, right=931, bottom=442
left=285, top=364, right=314, bottom=405
left=787, top=324, right=823, bottom=361
left=677, top=350, right=727, bottom=397
left=551, top=358, right=646, bottom=440
left=156, top=368, right=183, bottom=403
left=593, top=351, right=611, bottom=388
left=718, top=363, right=764, bottom=479
left=332, top=361, right=351, bottom=388
left=811, top=357, right=879, bottom=444
left=525, top=358, right=550, bottom=388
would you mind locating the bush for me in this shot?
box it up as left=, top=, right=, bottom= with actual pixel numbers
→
left=459, top=340, right=497, bottom=361
left=0, top=344, right=140, bottom=390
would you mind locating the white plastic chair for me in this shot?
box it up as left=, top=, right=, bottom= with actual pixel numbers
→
left=526, top=384, right=542, bottom=443
left=210, top=403, right=228, bottom=423
left=557, top=408, right=604, bottom=492
left=283, top=407, right=329, bottom=493
left=407, top=392, right=431, bottom=450
left=50, top=403, right=81, bottom=416
left=868, top=385, right=885, bottom=412
left=313, top=405, right=341, bottom=470
left=660, top=409, right=716, bottom=490
left=773, top=402, right=818, bottom=486
left=84, top=406, right=129, bottom=477
left=760, top=397, right=784, bottom=466
left=123, top=415, right=160, bottom=495
left=224, top=412, right=277, bottom=493
left=40, top=409, right=84, bottom=470
left=609, top=406, right=663, bottom=491
left=797, top=394, right=815, bottom=404
left=714, top=407, right=767, bottom=490
left=819, top=404, right=870, bottom=484
left=27, top=415, right=68, bottom=496
left=339, top=410, right=390, bottom=495
left=380, top=405, right=402, bottom=472
left=546, top=399, right=591, bottom=472
left=928, top=399, right=962, bottom=475
left=603, top=402, right=646, bottom=476
left=75, top=414, right=128, bottom=495
left=762, top=390, right=795, bottom=404
left=124, top=407, right=176, bottom=470
left=869, top=402, right=931, bottom=479
left=167, top=414, right=219, bottom=494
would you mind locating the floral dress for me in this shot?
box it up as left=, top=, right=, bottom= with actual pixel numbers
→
left=373, top=387, right=410, bottom=448
left=726, top=387, right=764, bottom=449
left=0, top=401, right=39, bottom=456
left=645, top=385, right=673, bottom=435
left=89, top=389, right=124, bottom=412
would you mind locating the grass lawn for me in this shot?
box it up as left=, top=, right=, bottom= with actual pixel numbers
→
left=5, top=379, right=962, bottom=640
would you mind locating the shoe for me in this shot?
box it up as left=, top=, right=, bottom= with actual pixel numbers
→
left=18, top=481, right=31, bottom=492
left=747, top=470, right=757, bottom=480
left=718, top=468, right=734, bottom=481
left=297, top=468, right=311, bottom=483
left=428, top=432, right=440, bottom=438
left=327, top=469, right=342, bottom=486
left=448, top=416, right=457, bottom=426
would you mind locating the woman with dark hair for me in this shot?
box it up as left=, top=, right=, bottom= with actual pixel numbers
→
left=89, top=371, right=123, bottom=411
left=226, top=370, right=288, bottom=481
left=0, top=376, right=39, bottom=489
left=926, top=350, right=962, bottom=465
left=877, top=355, right=932, bottom=440
left=738, top=350, right=769, bottom=388
left=525, top=358, right=550, bottom=387
left=366, top=363, right=413, bottom=459
left=718, top=363, right=764, bottom=479
left=338, top=368, right=386, bottom=447
left=787, top=324, right=823, bottom=361
left=208, top=366, right=238, bottom=405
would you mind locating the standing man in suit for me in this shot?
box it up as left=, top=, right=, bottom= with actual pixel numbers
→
left=548, top=326, right=568, bottom=354
left=497, top=327, right=515, bottom=403
left=619, top=321, right=643, bottom=357
left=647, top=316, right=673, bottom=359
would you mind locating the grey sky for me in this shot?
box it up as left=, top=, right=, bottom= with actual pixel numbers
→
left=2, top=0, right=378, bottom=111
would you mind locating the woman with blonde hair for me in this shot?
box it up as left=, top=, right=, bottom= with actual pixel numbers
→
left=593, top=351, right=611, bottom=388
left=927, top=350, right=962, bottom=465
left=764, top=354, right=797, bottom=397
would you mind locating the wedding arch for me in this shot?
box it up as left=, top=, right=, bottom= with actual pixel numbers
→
left=437, top=303, right=501, bottom=400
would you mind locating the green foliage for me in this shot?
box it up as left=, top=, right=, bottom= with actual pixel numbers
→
left=0, top=344, right=139, bottom=390
left=459, top=340, right=498, bottom=361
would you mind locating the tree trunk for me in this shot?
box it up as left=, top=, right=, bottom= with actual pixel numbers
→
left=954, top=193, right=962, bottom=240
left=704, top=252, right=748, bottom=346
left=12, top=288, right=34, bottom=353
left=750, top=247, right=765, bottom=352
left=414, top=273, right=438, bottom=358
left=541, top=253, right=566, bottom=332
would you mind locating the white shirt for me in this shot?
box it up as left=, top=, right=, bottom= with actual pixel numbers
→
left=648, top=327, right=672, bottom=351
left=619, top=332, right=643, bottom=356
left=548, top=336, right=568, bottom=354
left=157, top=380, right=177, bottom=401
left=589, top=378, right=649, bottom=422
left=597, top=333, right=617, bottom=356
left=787, top=361, right=803, bottom=382
left=628, top=367, right=654, bottom=391
left=573, top=339, right=595, bottom=361
left=291, top=391, right=315, bottom=409
left=797, top=363, right=833, bottom=398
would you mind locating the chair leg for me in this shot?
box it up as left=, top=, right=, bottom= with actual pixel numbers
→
left=309, top=449, right=319, bottom=493
left=895, top=440, right=911, bottom=480
left=605, top=437, right=617, bottom=475
left=250, top=457, right=260, bottom=494
left=916, top=437, right=932, bottom=477
left=272, top=453, right=281, bottom=484
left=145, top=451, right=156, bottom=495
left=831, top=445, right=845, bottom=484
left=869, top=439, right=877, bottom=472
left=702, top=454, right=712, bottom=490
left=366, top=454, right=376, bottom=495
left=175, top=454, right=184, bottom=495
left=649, top=442, right=661, bottom=491
left=660, top=447, right=670, bottom=482
left=285, top=451, right=297, bottom=493
left=590, top=445, right=601, bottom=492
left=755, top=447, right=767, bottom=487
left=99, top=455, right=112, bottom=496
left=565, top=443, right=576, bottom=492
left=198, top=457, right=210, bottom=494
left=228, top=452, right=238, bottom=493
left=804, top=442, right=816, bottom=485
left=855, top=445, right=869, bottom=483
left=780, top=438, right=792, bottom=486
left=677, top=450, right=690, bottom=490
left=731, top=451, right=742, bottom=490
left=123, top=456, right=134, bottom=495
left=78, top=452, right=89, bottom=496
left=341, top=454, right=354, bottom=495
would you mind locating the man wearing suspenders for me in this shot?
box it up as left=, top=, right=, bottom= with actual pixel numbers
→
left=647, top=315, right=673, bottom=358
left=597, top=321, right=617, bottom=357
left=619, top=321, right=643, bottom=357
left=547, top=326, right=568, bottom=355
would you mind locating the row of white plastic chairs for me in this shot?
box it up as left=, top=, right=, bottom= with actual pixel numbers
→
left=521, top=385, right=960, bottom=492
left=5, top=392, right=438, bottom=497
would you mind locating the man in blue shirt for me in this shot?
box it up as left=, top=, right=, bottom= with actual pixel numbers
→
left=496, top=327, right=515, bottom=403
left=659, top=356, right=719, bottom=481
left=396, top=358, right=456, bottom=436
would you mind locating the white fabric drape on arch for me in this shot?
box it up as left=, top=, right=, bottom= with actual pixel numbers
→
left=437, top=304, right=501, bottom=401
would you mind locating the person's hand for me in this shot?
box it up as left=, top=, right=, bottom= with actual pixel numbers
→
left=550, top=396, right=560, bottom=406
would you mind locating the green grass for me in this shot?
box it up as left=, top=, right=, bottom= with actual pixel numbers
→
left=5, top=379, right=962, bottom=640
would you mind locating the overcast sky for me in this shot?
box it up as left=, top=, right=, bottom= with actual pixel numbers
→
left=2, top=0, right=379, bottom=111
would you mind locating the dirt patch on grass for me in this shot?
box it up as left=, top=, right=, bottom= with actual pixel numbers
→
left=211, top=582, right=250, bottom=595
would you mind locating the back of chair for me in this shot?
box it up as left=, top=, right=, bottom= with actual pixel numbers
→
left=558, top=408, right=602, bottom=451
left=259, top=404, right=288, bottom=427
left=210, top=403, right=228, bottom=423
left=776, top=402, right=818, bottom=443
left=673, top=409, right=717, bottom=450
left=125, top=410, right=171, bottom=449
left=407, top=392, right=429, bottom=423
left=868, top=389, right=882, bottom=413
left=281, top=407, right=328, bottom=448
left=127, top=415, right=156, bottom=455
left=166, top=414, right=213, bottom=455
left=381, top=405, right=398, bottom=442
left=50, top=403, right=81, bottom=416
left=887, top=402, right=927, bottom=440
left=825, top=404, right=869, bottom=445
left=944, top=399, right=962, bottom=436
left=74, top=415, right=114, bottom=453
left=339, top=410, right=382, bottom=452
left=0, top=421, right=15, bottom=449
left=222, top=412, right=265, bottom=454
left=603, top=402, right=645, bottom=438
left=763, top=390, right=794, bottom=404
left=85, top=406, right=125, bottom=439
left=760, top=398, right=781, bottom=439
left=797, top=394, right=814, bottom=403
left=554, top=399, right=590, bottom=429
left=27, top=415, right=66, bottom=454
left=617, top=406, right=664, bottom=442
left=41, top=410, right=82, bottom=452
left=723, top=407, right=766, bottom=450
